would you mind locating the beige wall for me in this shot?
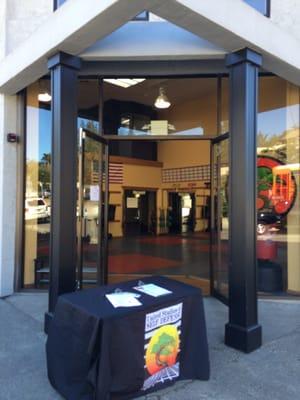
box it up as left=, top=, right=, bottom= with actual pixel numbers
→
left=159, top=85, right=217, bottom=136
left=158, top=140, right=210, bottom=168
left=106, top=138, right=212, bottom=239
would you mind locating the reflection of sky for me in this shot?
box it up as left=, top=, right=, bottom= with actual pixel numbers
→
left=32, top=111, right=99, bottom=161
left=244, top=0, right=267, bottom=14
left=258, top=105, right=299, bottom=136
left=39, top=108, right=51, bottom=160
left=31, top=105, right=299, bottom=160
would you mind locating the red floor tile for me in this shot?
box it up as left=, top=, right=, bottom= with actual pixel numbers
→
left=108, top=254, right=180, bottom=273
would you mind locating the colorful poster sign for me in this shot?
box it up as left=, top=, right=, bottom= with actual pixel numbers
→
left=257, top=155, right=296, bottom=215
left=142, top=303, right=182, bottom=391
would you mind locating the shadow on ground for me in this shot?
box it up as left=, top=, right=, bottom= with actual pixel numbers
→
left=1, top=293, right=299, bottom=400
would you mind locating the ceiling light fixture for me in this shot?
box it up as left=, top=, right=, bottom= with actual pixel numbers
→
left=154, top=87, right=171, bottom=109
left=103, top=78, right=145, bottom=88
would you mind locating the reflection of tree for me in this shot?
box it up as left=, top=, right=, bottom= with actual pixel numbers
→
left=80, top=119, right=99, bottom=135
left=257, top=128, right=300, bottom=164
left=41, top=153, right=51, bottom=165
left=39, top=152, right=51, bottom=187
left=257, top=131, right=285, bottom=148
left=26, top=160, right=39, bottom=195
left=80, top=121, right=102, bottom=185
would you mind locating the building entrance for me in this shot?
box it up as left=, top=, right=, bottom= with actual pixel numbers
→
left=76, top=127, right=229, bottom=296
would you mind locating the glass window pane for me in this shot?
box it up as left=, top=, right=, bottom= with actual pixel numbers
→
left=24, top=80, right=51, bottom=288
left=244, top=0, right=268, bottom=15
left=102, top=78, right=218, bottom=138
left=257, top=76, right=300, bottom=295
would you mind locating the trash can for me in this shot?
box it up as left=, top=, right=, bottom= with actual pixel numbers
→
left=257, top=240, right=283, bottom=292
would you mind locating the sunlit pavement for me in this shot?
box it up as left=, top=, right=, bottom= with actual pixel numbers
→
left=1, top=292, right=300, bottom=400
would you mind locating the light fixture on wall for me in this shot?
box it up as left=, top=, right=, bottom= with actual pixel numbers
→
left=38, top=80, right=52, bottom=102
left=154, top=87, right=171, bottom=109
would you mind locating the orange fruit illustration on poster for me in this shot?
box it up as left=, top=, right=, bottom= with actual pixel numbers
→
left=145, top=325, right=180, bottom=375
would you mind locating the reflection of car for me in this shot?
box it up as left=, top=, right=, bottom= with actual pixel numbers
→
left=257, top=211, right=284, bottom=235
left=25, top=198, right=50, bottom=221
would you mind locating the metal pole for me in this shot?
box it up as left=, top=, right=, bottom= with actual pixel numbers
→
left=77, top=128, right=85, bottom=289
left=102, top=144, right=109, bottom=285
left=209, top=141, right=215, bottom=295
left=97, top=79, right=104, bottom=285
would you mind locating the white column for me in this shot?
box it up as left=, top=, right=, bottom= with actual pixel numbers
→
left=0, top=94, right=18, bottom=297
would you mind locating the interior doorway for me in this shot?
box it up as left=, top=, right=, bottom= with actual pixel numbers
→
left=76, top=133, right=229, bottom=297
left=168, top=192, right=196, bottom=234
left=123, top=189, right=157, bottom=236
left=74, top=76, right=230, bottom=296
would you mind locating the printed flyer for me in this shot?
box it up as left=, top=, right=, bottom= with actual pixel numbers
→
left=142, top=303, right=182, bottom=391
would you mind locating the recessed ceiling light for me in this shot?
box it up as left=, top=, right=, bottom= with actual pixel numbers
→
left=104, top=78, right=145, bottom=88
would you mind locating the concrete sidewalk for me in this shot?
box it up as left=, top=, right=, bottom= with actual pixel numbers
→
left=1, top=293, right=300, bottom=400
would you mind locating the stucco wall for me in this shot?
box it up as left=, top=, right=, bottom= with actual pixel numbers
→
left=0, top=0, right=51, bottom=296
left=4, top=0, right=52, bottom=55
left=270, top=0, right=300, bottom=41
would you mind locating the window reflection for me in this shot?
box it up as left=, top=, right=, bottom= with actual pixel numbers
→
left=24, top=81, right=51, bottom=288
left=243, top=0, right=269, bottom=16
left=102, top=78, right=217, bottom=138
left=257, top=76, right=300, bottom=295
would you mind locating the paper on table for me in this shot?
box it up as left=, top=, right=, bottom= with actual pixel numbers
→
left=133, top=283, right=172, bottom=297
left=105, top=292, right=142, bottom=308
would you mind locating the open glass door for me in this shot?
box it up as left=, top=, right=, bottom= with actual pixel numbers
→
left=210, top=133, right=229, bottom=303
left=77, top=128, right=109, bottom=288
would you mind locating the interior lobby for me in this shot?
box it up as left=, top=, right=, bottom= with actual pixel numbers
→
left=23, top=74, right=300, bottom=300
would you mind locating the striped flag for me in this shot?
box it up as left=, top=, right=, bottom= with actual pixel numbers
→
left=108, top=162, right=123, bottom=184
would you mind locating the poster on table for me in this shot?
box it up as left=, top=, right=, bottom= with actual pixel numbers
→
left=142, top=303, right=182, bottom=391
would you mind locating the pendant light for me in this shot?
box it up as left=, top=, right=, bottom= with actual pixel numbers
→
left=38, top=92, right=52, bottom=102
left=154, top=87, right=171, bottom=109
left=38, top=79, right=52, bottom=102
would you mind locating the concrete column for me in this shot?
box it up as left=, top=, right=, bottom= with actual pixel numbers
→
left=0, top=94, right=18, bottom=297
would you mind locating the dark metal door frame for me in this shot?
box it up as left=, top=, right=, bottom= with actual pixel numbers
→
left=77, top=128, right=109, bottom=288
left=210, top=132, right=229, bottom=305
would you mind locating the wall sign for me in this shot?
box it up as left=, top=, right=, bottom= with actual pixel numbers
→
left=126, top=197, right=138, bottom=208
left=257, top=155, right=297, bottom=215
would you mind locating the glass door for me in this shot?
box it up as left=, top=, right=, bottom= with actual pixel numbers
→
left=77, top=128, right=109, bottom=288
left=210, top=133, right=229, bottom=303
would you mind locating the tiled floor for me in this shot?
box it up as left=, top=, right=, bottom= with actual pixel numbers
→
left=83, top=233, right=219, bottom=279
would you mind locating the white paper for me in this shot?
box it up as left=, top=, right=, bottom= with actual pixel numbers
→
left=126, top=197, right=138, bottom=208
left=133, top=284, right=172, bottom=297
left=105, top=292, right=142, bottom=308
left=151, top=120, right=168, bottom=135
left=90, top=185, right=99, bottom=201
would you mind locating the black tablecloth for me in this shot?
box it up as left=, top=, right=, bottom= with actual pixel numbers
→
left=46, top=276, right=210, bottom=400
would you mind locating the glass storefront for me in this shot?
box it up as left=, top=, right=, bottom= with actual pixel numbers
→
left=102, top=78, right=217, bottom=137
left=24, top=81, right=51, bottom=288
left=257, top=76, right=300, bottom=295
left=23, top=75, right=300, bottom=296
